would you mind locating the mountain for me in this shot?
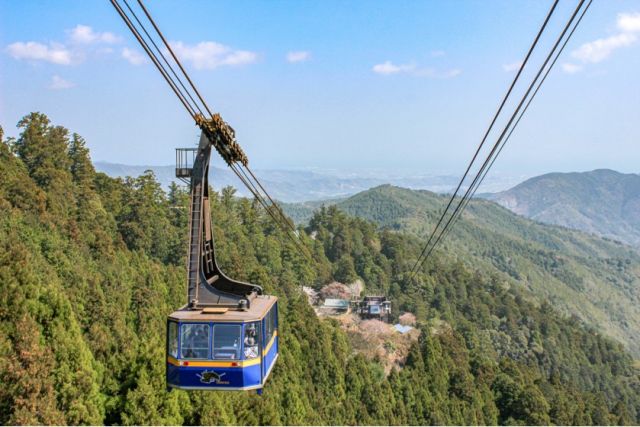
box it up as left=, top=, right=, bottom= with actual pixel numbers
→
left=2, top=115, right=639, bottom=425
left=284, top=185, right=640, bottom=357
left=485, top=169, right=640, bottom=248
left=95, top=161, right=523, bottom=202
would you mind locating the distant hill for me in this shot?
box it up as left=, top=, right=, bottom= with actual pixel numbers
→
left=284, top=185, right=640, bottom=356
left=94, top=161, right=522, bottom=202
left=485, top=169, right=640, bottom=248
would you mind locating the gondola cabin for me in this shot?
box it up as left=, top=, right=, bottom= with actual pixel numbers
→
left=166, top=296, right=278, bottom=391
left=167, top=134, right=280, bottom=392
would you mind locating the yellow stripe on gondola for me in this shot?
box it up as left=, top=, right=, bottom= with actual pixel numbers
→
left=167, top=356, right=261, bottom=368
left=263, top=330, right=278, bottom=356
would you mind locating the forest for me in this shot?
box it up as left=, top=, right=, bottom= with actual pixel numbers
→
left=0, top=113, right=639, bottom=425
left=284, top=183, right=640, bottom=357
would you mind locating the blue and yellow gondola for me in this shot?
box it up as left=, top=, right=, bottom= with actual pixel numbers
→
left=166, top=296, right=278, bottom=391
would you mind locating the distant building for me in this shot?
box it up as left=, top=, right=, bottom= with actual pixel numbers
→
left=393, top=324, right=414, bottom=334
left=353, top=296, right=391, bottom=321
left=319, top=298, right=350, bottom=315
left=323, top=298, right=350, bottom=310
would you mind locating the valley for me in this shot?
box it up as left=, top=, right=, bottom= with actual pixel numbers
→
left=284, top=185, right=640, bottom=357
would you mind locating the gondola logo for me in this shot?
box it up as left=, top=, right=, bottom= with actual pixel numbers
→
left=197, top=370, right=229, bottom=385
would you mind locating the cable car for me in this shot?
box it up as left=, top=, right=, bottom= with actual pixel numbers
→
left=107, top=0, right=288, bottom=393
left=166, top=131, right=278, bottom=392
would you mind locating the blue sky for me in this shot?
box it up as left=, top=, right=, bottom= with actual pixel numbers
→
left=1, top=0, right=639, bottom=177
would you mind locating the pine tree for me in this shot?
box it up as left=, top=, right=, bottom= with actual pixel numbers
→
left=3, top=315, right=64, bottom=425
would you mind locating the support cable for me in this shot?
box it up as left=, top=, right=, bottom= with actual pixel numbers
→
left=409, top=0, right=590, bottom=279
left=110, top=0, right=325, bottom=264
left=244, top=166, right=300, bottom=236
left=110, top=0, right=197, bottom=118
left=122, top=0, right=205, bottom=117
left=241, top=165, right=313, bottom=260
left=229, top=164, right=313, bottom=261
left=444, top=0, right=594, bottom=238
left=136, top=0, right=216, bottom=118
left=406, top=0, right=560, bottom=280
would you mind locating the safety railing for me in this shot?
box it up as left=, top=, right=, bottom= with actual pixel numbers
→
left=176, top=148, right=197, bottom=182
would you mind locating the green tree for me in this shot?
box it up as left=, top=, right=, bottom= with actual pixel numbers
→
left=2, top=315, right=65, bottom=425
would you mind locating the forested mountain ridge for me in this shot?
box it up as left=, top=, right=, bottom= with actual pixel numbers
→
left=283, top=185, right=640, bottom=358
left=1, top=114, right=639, bottom=425
left=485, top=169, right=640, bottom=248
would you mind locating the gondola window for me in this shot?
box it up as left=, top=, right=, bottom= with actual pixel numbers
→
left=244, top=322, right=260, bottom=359
left=168, top=321, right=178, bottom=358
left=265, top=311, right=272, bottom=342
left=181, top=324, right=210, bottom=359
left=213, top=324, right=241, bottom=360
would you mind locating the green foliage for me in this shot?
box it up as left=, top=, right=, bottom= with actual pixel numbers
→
left=0, top=114, right=638, bottom=425
left=286, top=185, right=640, bottom=357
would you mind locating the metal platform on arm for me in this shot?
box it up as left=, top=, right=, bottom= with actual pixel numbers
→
left=175, top=148, right=197, bottom=184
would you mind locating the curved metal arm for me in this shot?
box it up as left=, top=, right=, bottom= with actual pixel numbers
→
left=186, top=132, right=262, bottom=310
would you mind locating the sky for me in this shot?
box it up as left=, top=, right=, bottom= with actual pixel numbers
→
left=1, top=0, right=639, bottom=178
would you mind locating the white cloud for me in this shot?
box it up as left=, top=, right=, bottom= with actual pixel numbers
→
left=442, top=68, right=462, bottom=78
left=617, top=12, right=640, bottom=33
left=68, top=24, right=120, bottom=45
left=222, top=50, right=257, bottom=66
left=122, top=47, right=147, bottom=65
left=561, top=63, right=583, bottom=74
left=170, top=41, right=257, bottom=70
left=372, top=60, right=460, bottom=78
left=502, top=61, right=523, bottom=72
left=571, top=32, right=637, bottom=63
left=6, top=24, right=121, bottom=66
left=431, top=50, right=445, bottom=57
left=6, top=41, right=73, bottom=65
left=567, top=10, right=640, bottom=70
left=286, top=50, right=311, bottom=63
left=372, top=61, right=415, bottom=75
left=49, top=75, right=75, bottom=90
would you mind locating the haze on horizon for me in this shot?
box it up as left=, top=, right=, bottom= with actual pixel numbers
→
left=1, top=0, right=639, bottom=178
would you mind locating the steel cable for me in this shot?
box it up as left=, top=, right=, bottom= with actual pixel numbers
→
left=409, top=0, right=590, bottom=280
left=406, top=0, right=560, bottom=280
left=444, top=0, right=594, bottom=238
left=110, top=0, right=198, bottom=118
left=110, top=0, right=312, bottom=263
left=136, top=0, right=216, bottom=118
left=122, top=0, right=205, bottom=117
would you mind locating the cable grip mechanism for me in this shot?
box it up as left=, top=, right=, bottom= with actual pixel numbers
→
left=195, top=113, right=248, bottom=167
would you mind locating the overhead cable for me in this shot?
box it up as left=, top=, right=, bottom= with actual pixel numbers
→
left=110, top=0, right=312, bottom=263
left=407, top=0, right=561, bottom=280
left=408, top=0, right=591, bottom=281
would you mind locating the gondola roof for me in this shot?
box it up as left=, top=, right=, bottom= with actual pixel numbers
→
left=168, top=295, right=277, bottom=323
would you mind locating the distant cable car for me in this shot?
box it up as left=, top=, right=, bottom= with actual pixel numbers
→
left=166, top=132, right=278, bottom=392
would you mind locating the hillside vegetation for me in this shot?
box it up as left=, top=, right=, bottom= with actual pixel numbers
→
left=0, top=114, right=639, bottom=425
left=486, top=169, right=640, bottom=248
left=284, top=185, right=640, bottom=357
